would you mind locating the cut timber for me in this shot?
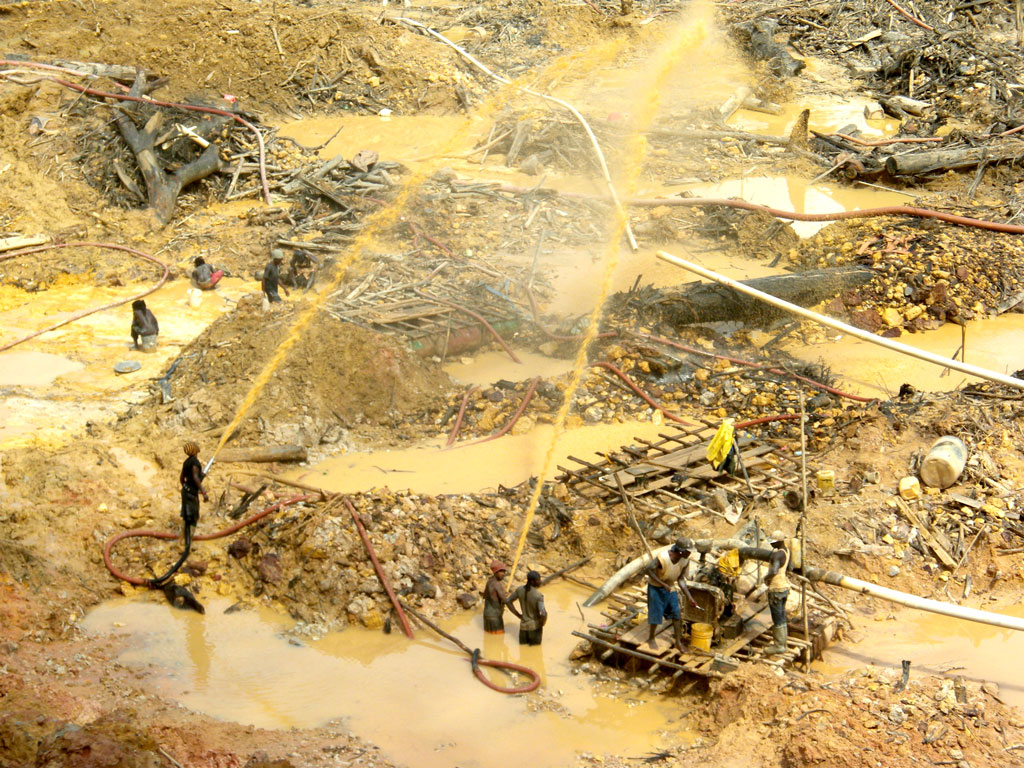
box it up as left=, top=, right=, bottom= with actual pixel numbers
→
left=0, top=235, right=48, bottom=253
left=51, top=59, right=149, bottom=82
left=215, top=445, right=308, bottom=464
left=885, top=146, right=1021, bottom=177
left=894, top=497, right=957, bottom=569
left=719, top=86, right=753, bottom=122
left=629, top=266, right=873, bottom=328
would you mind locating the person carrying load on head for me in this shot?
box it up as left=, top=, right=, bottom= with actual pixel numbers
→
left=765, top=530, right=791, bottom=654
left=482, top=559, right=509, bottom=634
left=645, top=538, right=700, bottom=652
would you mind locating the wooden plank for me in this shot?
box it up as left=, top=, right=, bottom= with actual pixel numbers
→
left=894, top=497, right=957, bottom=569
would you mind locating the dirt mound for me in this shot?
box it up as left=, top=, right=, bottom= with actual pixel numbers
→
left=1, top=0, right=474, bottom=115
left=700, top=664, right=1024, bottom=768
left=120, top=294, right=453, bottom=457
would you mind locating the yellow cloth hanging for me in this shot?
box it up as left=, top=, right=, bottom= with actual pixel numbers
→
left=706, top=419, right=735, bottom=470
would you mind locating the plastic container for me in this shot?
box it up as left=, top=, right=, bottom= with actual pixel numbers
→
left=690, top=622, right=713, bottom=651
left=187, top=288, right=203, bottom=308
left=816, top=469, right=835, bottom=495
left=920, top=435, right=968, bottom=489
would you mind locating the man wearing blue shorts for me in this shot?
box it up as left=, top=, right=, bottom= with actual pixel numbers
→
left=646, top=538, right=700, bottom=652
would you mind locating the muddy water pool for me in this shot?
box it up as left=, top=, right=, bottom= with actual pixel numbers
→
left=786, top=313, right=1024, bottom=397
left=82, top=583, right=688, bottom=767
left=820, top=604, right=1024, bottom=708
left=293, top=419, right=674, bottom=496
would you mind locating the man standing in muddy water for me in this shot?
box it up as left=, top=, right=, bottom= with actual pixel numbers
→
left=506, top=570, right=547, bottom=645
left=482, top=559, right=509, bottom=633
left=262, top=250, right=289, bottom=304
left=765, top=530, right=790, bottom=655
left=645, top=538, right=700, bottom=652
left=180, top=441, right=209, bottom=531
left=129, top=299, right=159, bottom=350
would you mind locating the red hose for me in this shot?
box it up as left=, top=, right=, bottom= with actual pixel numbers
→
left=625, top=197, right=1024, bottom=234
left=591, top=361, right=696, bottom=426
left=460, top=181, right=1024, bottom=234
left=343, top=497, right=415, bottom=639
left=0, top=63, right=271, bottom=205
left=103, top=495, right=309, bottom=586
left=637, top=333, right=878, bottom=403
left=446, top=385, right=479, bottom=446
left=450, top=377, right=541, bottom=448
left=470, top=652, right=541, bottom=694
left=0, top=242, right=169, bottom=352
left=414, top=288, right=522, bottom=363
left=407, top=221, right=454, bottom=258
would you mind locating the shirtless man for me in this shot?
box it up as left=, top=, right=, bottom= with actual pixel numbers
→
left=482, top=559, right=509, bottom=634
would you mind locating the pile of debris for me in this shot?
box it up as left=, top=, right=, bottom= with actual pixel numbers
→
left=110, top=480, right=585, bottom=633
left=790, top=218, right=1024, bottom=335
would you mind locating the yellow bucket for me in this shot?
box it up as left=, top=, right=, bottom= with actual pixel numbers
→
left=816, top=469, right=835, bottom=494
left=690, top=622, right=713, bottom=651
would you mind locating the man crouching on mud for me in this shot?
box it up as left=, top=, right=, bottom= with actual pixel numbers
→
left=646, top=538, right=700, bottom=652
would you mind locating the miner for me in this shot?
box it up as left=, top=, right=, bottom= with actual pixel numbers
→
left=506, top=569, right=547, bottom=646
left=765, top=530, right=791, bottom=654
left=481, top=559, right=509, bottom=634
left=645, top=538, right=700, bottom=652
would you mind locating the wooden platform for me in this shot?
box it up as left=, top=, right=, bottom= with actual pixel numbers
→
left=577, top=579, right=836, bottom=681
left=557, top=418, right=807, bottom=538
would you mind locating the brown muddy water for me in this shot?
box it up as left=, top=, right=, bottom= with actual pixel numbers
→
left=293, top=419, right=674, bottom=496
left=82, top=583, right=690, bottom=767
left=786, top=313, right=1024, bottom=397
left=820, top=604, right=1024, bottom=708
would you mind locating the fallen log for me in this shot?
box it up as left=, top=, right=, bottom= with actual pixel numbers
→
left=215, top=445, right=308, bottom=464
left=885, top=145, right=1023, bottom=176
left=615, top=266, right=874, bottom=328
left=113, top=72, right=224, bottom=225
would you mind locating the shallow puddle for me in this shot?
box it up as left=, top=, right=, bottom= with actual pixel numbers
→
left=295, top=419, right=676, bottom=495
left=730, top=94, right=901, bottom=140
left=820, top=604, right=1024, bottom=708
left=786, top=312, right=1024, bottom=396
left=0, top=350, right=83, bottom=386
left=443, top=349, right=576, bottom=386
left=82, top=583, right=686, bottom=767
left=675, top=176, right=912, bottom=237
left=276, top=114, right=485, bottom=167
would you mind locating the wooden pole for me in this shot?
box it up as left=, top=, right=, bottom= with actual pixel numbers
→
left=799, top=390, right=811, bottom=672
left=655, top=250, right=1024, bottom=390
